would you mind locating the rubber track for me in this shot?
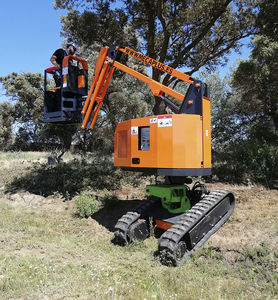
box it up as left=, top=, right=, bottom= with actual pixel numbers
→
left=158, top=189, right=235, bottom=265
left=114, top=197, right=158, bottom=244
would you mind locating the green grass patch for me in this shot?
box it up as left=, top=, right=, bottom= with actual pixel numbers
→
left=0, top=203, right=277, bottom=299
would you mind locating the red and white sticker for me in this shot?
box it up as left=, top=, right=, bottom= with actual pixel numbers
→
left=150, top=117, right=157, bottom=124
left=157, top=116, right=172, bottom=127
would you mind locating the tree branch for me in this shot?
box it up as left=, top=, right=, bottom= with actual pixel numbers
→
left=162, top=0, right=232, bottom=85
left=157, top=0, right=170, bottom=63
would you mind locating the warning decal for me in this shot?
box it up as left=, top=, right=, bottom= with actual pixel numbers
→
left=157, top=116, right=172, bottom=127
left=150, top=117, right=157, bottom=124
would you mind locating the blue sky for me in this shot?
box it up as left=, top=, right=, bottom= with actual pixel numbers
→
left=0, top=0, right=65, bottom=76
left=0, top=0, right=251, bottom=102
left=0, top=0, right=67, bottom=102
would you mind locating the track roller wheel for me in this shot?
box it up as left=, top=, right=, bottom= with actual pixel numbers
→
left=128, top=219, right=150, bottom=242
left=113, top=197, right=158, bottom=246
left=159, top=240, right=189, bottom=266
left=114, top=219, right=150, bottom=245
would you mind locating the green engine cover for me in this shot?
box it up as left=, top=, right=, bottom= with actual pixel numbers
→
left=146, top=185, right=191, bottom=214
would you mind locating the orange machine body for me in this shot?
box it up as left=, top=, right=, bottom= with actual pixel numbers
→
left=114, top=97, right=211, bottom=176
left=80, top=45, right=212, bottom=176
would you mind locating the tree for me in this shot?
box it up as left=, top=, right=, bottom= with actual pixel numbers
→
left=208, top=0, right=278, bottom=186
left=55, top=0, right=257, bottom=114
left=0, top=72, right=80, bottom=151
left=0, top=72, right=44, bottom=146
left=198, top=72, right=237, bottom=150
left=0, top=101, right=14, bottom=150
left=232, top=0, right=278, bottom=138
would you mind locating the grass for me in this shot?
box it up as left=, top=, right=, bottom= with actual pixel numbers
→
left=0, top=203, right=277, bottom=299
left=0, top=151, right=277, bottom=299
left=1, top=151, right=144, bottom=200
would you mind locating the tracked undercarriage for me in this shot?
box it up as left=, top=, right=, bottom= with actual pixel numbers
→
left=114, top=179, right=235, bottom=266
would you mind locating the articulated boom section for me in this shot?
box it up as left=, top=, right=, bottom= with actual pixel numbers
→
left=80, top=46, right=198, bottom=130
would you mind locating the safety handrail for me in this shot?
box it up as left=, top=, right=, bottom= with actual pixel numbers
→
left=46, top=87, right=61, bottom=91
left=62, top=55, right=88, bottom=70
left=45, top=66, right=59, bottom=74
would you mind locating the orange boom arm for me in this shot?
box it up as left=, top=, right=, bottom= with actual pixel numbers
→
left=81, top=46, right=194, bottom=130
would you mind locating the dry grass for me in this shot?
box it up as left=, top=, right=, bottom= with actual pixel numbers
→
left=0, top=152, right=277, bottom=299
left=206, top=183, right=278, bottom=253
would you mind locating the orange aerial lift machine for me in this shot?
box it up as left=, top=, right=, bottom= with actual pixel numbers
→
left=43, top=46, right=235, bottom=265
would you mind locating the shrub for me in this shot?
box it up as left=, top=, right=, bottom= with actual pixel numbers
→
left=75, top=193, right=100, bottom=218
left=213, top=140, right=278, bottom=187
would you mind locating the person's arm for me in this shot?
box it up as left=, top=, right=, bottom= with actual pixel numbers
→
left=50, top=55, right=60, bottom=69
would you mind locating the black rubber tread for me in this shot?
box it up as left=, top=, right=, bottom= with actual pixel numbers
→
left=114, top=197, right=158, bottom=245
left=158, top=189, right=235, bottom=266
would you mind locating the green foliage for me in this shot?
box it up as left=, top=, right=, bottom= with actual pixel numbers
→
left=0, top=101, right=14, bottom=150
left=75, top=189, right=120, bottom=217
left=198, top=72, right=236, bottom=148
left=6, top=155, right=136, bottom=200
left=40, top=123, right=79, bottom=151
left=213, top=136, right=278, bottom=187
left=55, top=0, right=258, bottom=114
left=198, top=68, right=278, bottom=186
left=232, top=37, right=278, bottom=132
left=0, top=72, right=43, bottom=124
left=60, top=9, right=139, bottom=49
left=232, top=0, right=278, bottom=133
left=256, top=0, right=278, bottom=38
left=0, top=72, right=44, bottom=149
left=75, top=193, right=100, bottom=217
left=199, top=1, right=278, bottom=187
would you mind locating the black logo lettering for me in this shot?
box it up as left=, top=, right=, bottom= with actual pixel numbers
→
left=166, top=67, right=173, bottom=75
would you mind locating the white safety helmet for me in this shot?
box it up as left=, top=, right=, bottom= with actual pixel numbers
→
left=66, top=42, right=77, bottom=52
